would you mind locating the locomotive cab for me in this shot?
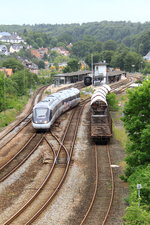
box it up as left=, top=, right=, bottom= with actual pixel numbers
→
left=32, top=107, right=51, bottom=126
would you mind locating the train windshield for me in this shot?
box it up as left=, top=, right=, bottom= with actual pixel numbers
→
left=35, top=108, right=49, bottom=118
left=33, top=108, right=51, bottom=123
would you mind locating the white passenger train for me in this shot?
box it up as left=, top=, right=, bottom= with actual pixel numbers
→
left=32, top=88, right=80, bottom=130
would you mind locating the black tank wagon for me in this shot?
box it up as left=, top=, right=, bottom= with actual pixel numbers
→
left=90, top=84, right=112, bottom=144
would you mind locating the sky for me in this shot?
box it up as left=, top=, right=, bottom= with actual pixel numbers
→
left=0, top=0, right=150, bottom=25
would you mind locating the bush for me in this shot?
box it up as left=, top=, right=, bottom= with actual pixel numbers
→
left=107, top=92, right=119, bottom=111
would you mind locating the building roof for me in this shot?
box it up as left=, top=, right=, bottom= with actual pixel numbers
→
left=107, top=71, right=126, bottom=77
left=0, top=45, right=7, bottom=50
left=0, top=68, right=13, bottom=76
left=144, top=51, right=150, bottom=60
left=54, top=70, right=91, bottom=78
left=94, top=61, right=108, bottom=66
left=0, top=32, right=11, bottom=36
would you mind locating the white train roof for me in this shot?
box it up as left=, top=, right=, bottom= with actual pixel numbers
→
left=91, top=85, right=111, bottom=107
left=91, top=96, right=107, bottom=106
left=102, top=84, right=111, bottom=92
left=92, top=90, right=106, bottom=99
left=33, top=88, right=79, bottom=110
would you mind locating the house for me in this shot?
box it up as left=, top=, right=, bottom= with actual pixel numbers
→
left=58, top=62, right=68, bottom=69
left=31, top=48, right=49, bottom=59
left=0, top=33, right=25, bottom=44
left=51, top=47, right=70, bottom=56
left=0, top=45, right=9, bottom=55
left=31, top=49, right=41, bottom=58
left=143, top=51, right=150, bottom=61
left=22, top=59, right=38, bottom=72
left=9, top=44, right=23, bottom=53
left=0, top=68, right=13, bottom=76
left=67, top=43, right=73, bottom=49
left=0, top=32, right=11, bottom=38
left=79, top=60, right=88, bottom=70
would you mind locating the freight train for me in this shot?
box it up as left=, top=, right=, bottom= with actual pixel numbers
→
left=32, top=88, right=80, bottom=130
left=90, top=84, right=112, bottom=144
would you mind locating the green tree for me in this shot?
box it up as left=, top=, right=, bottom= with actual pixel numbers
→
left=103, top=40, right=117, bottom=51
left=123, top=79, right=150, bottom=171
left=93, top=41, right=103, bottom=52
left=85, top=53, right=101, bottom=68
left=72, top=40, right=93, bottom=58
left=123, top=203, right=150, bottom=225
left=124, top=52, right=143, bottom=72
left=99, top=50, right=114, bottom=64
left=106, top=93, right=119, bottom=111
left=0, top=72, right=5, bottom=111
left=143, top=63, right=150, bottom=75
left=11, top=70, right=38, bottom=96
left=63, top=59, right=80, bottom=73
left=38, top=60, right=45, bottom=69
left=2, top=58, right=24, bottom=72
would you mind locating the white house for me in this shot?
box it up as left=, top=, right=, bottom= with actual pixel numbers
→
left=143, top=51, right=150, bottom=61
left=0, top=45, right=9, bottom=55
left=0, top=33, right=26, bottom=44
left=0, top=32, right=11, bottom=38
left=9, top=44, right=23, bottom=53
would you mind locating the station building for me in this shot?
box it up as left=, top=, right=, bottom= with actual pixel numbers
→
left=93, top=62, right=126, bottom=84
left=53, top=63, right=126, bottom=86
left=54, top=70, right=91, bottom=85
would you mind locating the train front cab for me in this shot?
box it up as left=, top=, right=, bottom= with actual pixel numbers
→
left=84, top=76, right=92, bottom=86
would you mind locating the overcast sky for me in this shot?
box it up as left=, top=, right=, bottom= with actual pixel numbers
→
left=0, top=0, right=150, bottom=25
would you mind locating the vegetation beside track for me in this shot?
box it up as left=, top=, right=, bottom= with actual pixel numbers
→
left=121, top=79, right=150, bottom=224
left=0, top=95, right=29, bottom=130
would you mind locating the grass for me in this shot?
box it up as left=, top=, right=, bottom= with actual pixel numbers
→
left=112, top=92, right=128, bottom=148
left=113, top=125, right=128, bottom=148
left=0, top=95, right=29, bottom=130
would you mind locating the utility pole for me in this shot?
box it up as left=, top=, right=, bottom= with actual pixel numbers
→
left=91, top=54, right=94, bottom=86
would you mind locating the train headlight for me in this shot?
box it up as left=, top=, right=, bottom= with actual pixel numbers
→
left=44, top=120, right=48, bottom=124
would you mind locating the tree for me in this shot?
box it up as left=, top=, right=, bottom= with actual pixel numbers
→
left=2, top=58, right=24, bottom=72
left=11, top=70, right=38, bottom=96
left=124, top=52, right=143, bottom=72
left=72, top=40, right=93, bottom=58
left=123, top=79, right=150, bottom=170
left=38, top=60, right=45, bottom=69
left=85, top=53, right=101, bottom=68
left=99, top=50, right=114, bottom=64
left=103, top=40, right=118, bottom=51
left=63, top=59, right=80, bottom=73
left=142, top=63, right=150, bottom=75
left=0, top=72, right=5, bottom=111
left=123, top=203, right=150, bottom=225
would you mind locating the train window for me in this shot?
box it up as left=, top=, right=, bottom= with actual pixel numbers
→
left=35, top=108, right=49, bottom=118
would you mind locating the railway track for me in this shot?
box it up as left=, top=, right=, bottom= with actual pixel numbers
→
left=0, top=78, right=133, bottom=224
left=0, top=133, right=45, bottom=182
left=79, top=144, right=114, bottom=225
left=1, top=97, right=88, bottom=225
left=0, top=82, right=85, bottom=148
